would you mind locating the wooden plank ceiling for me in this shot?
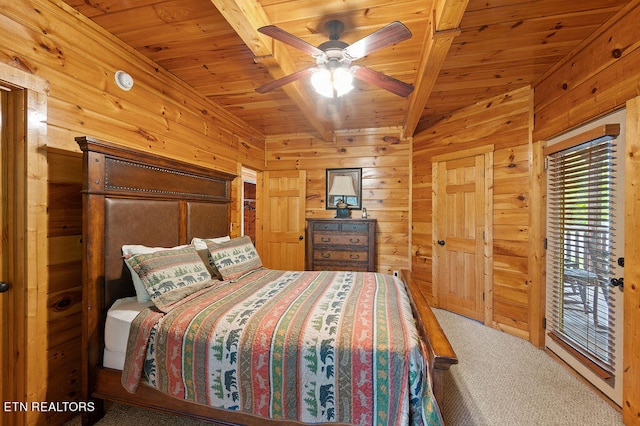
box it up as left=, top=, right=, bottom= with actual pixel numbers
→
left=62, top=0, right=631, bottom=141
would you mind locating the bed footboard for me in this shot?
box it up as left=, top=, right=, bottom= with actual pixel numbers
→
left=400, top=270, right=458, bottom=409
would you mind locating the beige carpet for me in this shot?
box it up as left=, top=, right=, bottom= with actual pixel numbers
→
left=434, top=308, right=623, bottom=426
left=66, top=309, right=624, bottom=425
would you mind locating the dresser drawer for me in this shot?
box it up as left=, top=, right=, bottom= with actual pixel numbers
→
left=313, top=233, right=368, bottom=247
left=312, top=221, right=341, bottom=232
left=340, top=222, right=369, bottom=233
left=314, top=249, right=369, bottom=263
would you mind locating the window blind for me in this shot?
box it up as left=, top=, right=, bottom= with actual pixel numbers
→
left=547, top=135, right=617, bottom=376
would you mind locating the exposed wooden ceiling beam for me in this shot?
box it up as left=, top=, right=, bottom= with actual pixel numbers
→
left=403, top=0, right=468, bottom=138
left=210, top=0, right=334, bottom=141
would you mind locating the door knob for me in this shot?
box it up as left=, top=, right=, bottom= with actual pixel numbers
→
left=299, top=235, right=304, bottom=240
left=0, top=282, right=9, bottom=293
left=610, top=277, right=624, bottom=290
left=437, top=240, right=446, bottom=246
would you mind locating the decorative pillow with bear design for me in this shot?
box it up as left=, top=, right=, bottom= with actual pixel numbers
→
left=122, top=244, right=188, bottom=303
left=191, top=236, right=232, bottom=280
left=125, top=245, right=214, bottom=311
left=207, top=236, right=262, bottom=281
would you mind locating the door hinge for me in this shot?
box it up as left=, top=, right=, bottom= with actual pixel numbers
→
left=544, top=157, right=549, bottom=170
left=482, top=291, right=485, bottom=301
left=544, top=238, right=547, bottom=250
left=543, top=317, right=547, bottom=330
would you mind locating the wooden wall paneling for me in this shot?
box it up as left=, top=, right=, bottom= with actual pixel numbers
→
left=1, top=3, right=266, bottom=424
left=1, top=0, right=265, bottom=170
left=46, top=148, right=83, bottom=425
left=534, top=1, right=640, bottom=141
left=624, top=95, right=640, bottom=425
left=265, top=129, right=411, bottom=274
left=492, top=142, right=530, bottom=335
left=411, top=149, right=435, bottom=303
left=528, top=136, right=546, bottom=348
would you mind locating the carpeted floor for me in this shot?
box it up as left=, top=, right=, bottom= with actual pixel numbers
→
left=66, top=308, right=624, bottom=425
left=434, top=308, right=623, bottom=426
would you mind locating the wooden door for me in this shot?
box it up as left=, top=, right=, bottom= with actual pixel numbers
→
left=0, top=69, right=48, bottom=426
left=0, top=87, right=10, bottom=426
left=433, top=148, right=493, bottom=322
left=1, top=83, right=23, bottom=426
left=258, top=170, right=307, bottom=270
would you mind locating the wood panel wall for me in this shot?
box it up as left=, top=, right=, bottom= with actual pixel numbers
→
left=265, top=129, right=411, bottom=275
left=0, top=1, right=265, bottom=424
left=412, top=86, right=534, bottom=340
left=534, top=1, right=640, bottom=142
left=624, top=95, right=640, bottom=426
left=0, top=0, right=264, bottom=169
left=46, top=148, right=83, bottom=425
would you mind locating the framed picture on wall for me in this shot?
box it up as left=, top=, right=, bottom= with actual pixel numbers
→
left=326, top=168, right=362, bottom=211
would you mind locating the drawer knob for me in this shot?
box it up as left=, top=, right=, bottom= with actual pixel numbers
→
left=321, top=253, right=331, bottom=259
left=350, top=254, right=360, bottom=260
left=321, top=237, right=331, bottom=243
left=350, top=238, right=360, bottom=244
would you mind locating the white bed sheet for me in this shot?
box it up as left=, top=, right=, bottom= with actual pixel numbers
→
left=103, top=296, right=153, bottom=370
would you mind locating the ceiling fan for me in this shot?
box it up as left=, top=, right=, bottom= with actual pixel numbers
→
left=255, top=20, right=414, bottom=98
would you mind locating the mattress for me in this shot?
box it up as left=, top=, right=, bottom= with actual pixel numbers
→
left=103, top=296, right=153, bottom=370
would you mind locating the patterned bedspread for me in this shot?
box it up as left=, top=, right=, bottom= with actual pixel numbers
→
left=122, top=269, right=443, bottom=425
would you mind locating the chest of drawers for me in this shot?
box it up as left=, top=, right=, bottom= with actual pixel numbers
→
left=305, top=218, right=376, bottom=272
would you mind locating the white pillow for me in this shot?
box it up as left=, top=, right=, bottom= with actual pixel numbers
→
left=191, top=236, right=231, bottom=250
left=122, top=244, right=189, bottom=303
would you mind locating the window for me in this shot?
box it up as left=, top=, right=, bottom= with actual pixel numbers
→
left=546, top=128, right=620, bottom=379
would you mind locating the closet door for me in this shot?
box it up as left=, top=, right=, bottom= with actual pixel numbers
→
left=433, top=147, right=493, bottom=323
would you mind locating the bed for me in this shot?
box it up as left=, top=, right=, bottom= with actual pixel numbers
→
left=77, top=136, right=457, bottom=425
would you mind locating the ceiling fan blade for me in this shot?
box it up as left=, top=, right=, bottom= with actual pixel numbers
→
left=343, top=21, right=412, bottom=60
left=258, top=25, right=324, bottom=57
left=255, top=67, right=315, bottom=94
left=352, top=66, right=414, bottom=97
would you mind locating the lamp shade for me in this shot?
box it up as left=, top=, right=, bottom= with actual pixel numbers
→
left=328, top=175, right=356, bottom=197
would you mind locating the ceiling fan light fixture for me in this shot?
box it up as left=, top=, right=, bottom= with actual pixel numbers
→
left=333, top=67, right=354, bottom=97
left=256, top=21, right=413, bottom=97
left=311, top=67, right=353, bottom=98
left=311, top=68, right=333, bottom=97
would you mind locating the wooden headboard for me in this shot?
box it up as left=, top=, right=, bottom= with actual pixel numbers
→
left=76, top=136, right=235, bottom=421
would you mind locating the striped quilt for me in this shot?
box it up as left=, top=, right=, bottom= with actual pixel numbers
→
left=122, top=269, right=443, bottom=425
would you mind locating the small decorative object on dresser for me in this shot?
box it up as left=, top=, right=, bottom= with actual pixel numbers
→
left=306, top=218, right=376, bottom=272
